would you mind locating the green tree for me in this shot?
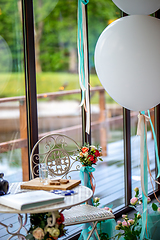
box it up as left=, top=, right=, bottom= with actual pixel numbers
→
left=39, top=0, right=120, bottom=72
left=0, top=0, right=22, bottom=72
left=87, top=0, right=121, bottom=71
left=0, top=0, right=120, bottom=73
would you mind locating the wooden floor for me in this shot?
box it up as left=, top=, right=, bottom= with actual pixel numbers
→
left=0, top=131, right=156, bottom=239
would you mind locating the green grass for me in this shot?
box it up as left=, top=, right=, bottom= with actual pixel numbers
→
left=0, top=72, right=115, bottom=104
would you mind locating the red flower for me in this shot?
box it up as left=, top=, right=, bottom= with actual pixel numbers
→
left=56, top=213, right=65, bottom=225
left=60, top=213, right=65, bottom=222
left=81, top=147, right=89, bottom=153
left=95, top=150, right=100, bottom=157
left=88, top=155, right=95, bottom=162
left=56, top=217, right=62, bottom=224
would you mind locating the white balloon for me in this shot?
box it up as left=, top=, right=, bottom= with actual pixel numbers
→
left=94, top=15, right=160, bottom=112
left=112, top=0, right=160, bottom=15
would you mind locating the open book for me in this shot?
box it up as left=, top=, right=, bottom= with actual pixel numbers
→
left=0, top=190, right=64, bottom=211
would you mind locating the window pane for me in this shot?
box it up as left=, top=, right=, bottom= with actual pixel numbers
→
left=33, top=0, right=81, bottom=146
left=88, top=1, right=124, bottom=211
left=0, top=1, right=26, bottom=183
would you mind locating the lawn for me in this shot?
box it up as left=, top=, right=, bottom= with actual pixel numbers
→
left=0, top=72, right=115, bottom=104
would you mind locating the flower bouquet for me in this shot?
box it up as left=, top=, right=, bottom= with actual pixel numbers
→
left=76, top=144, right=103, bottom=167
left=130, top=187, right=160, bottom=240
left=130, top=187, right=154, bottom=214
left=114, top=213, right=142, bottom=240
left=26, top=211, right=66, bottom=240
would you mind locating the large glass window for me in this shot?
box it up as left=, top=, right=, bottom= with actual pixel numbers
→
left=0, top=0, right=26, bottom=183
left=87, top=1, right=124, bottom=211
left=1, top=1, right=160, bottom=239
left=33, top=0, right=81, bottom=145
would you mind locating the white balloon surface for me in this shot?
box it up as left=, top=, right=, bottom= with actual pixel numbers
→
left=94, top=15, right=160, bottom=111
left=112, top=0, right=160, bottom=15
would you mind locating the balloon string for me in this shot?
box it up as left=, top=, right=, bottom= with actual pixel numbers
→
left=147, top=149, right=160, bottom=203
left=147, top=110, right=160, bottom=178
left=89, top=172, right=96, bottom=194
left=141, top=111, right=160, bottom=187
left=139, top=111, right=160, bottom=239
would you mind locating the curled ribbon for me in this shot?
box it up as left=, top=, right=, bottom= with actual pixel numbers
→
left=78, top=0, right=89, bottom=106
left=78, top=0, right=90, bottom=134
left=137, top=111, right=160, bottom=240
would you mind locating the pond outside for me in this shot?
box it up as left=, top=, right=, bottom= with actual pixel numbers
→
left=0, top=100, right=142, bottom=185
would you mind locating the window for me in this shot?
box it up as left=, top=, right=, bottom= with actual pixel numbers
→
left=0, top=0, right=160, bottom=239
left=0, top=0, right=26, bottom=183
left=33, top=0, right=82, bottom=146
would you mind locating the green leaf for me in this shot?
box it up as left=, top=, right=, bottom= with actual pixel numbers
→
left=26, top=234, right=34, bottom=240
left=152, top=202, right=158, bottom=211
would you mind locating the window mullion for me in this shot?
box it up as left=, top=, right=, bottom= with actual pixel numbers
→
left=123, top=108, right=132, bottom=206
left=81, top=3, right=91, bottom=145
left=21, top=0, right=39, bottom=179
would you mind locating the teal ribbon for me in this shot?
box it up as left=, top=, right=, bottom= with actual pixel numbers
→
left=140, top=110, right=159, bottom=239
left=78, top=0, right=89, bottom=106
left=80, top=166, right=95, bottom=206
left=80, top=166, right=95, bottom=190
left=147, top=110, right=160, bottom=178
left=140, top=115, right=148, bottom=240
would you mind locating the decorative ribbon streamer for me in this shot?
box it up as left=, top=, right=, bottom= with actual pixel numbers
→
left=137, top=111, right=160, bottom=240
left=78, top=0, right=90, bottom=134
left=147, top=110, right=160, bottom=178
left=89, top=172, right=96, bottom=194
left=137, top=112, right=148, bottom=240
left=137, top=111, right=160, bottom=187
left=80, top=166, right=95, bottom=204
left=79, top=166, right=96, bottom=240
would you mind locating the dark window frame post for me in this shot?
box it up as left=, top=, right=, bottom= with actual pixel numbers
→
left=21, top=0, right=39, bottom=179
left=81, top=3, right=91, bottom=145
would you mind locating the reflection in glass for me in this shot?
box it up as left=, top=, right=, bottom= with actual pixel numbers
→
left=87, top=1, right=124, bottom=211
left=0, top=0, right=26, bottom=183
left=33, top=0, right=81, bottom=146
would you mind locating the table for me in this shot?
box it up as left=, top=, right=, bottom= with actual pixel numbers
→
left=0, top=182, right=93, bottom=239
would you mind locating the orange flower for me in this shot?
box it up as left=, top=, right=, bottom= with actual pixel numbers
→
left=79, top=152, right=83, bottom=157
left=81, top=147, right=89, bottom=153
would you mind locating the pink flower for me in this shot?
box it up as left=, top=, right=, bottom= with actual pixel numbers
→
left=117, top=220, right=121, bottom=225
left=127, top=221, right=130, bottom=226
left=104, top=207, right=109, bottom=211
left=94, top=197, right=100, bottom=203
left=32, top=227, right=44, bottom=240
left=138, top=200, right=142, bottom=205
left=122, top=221, right=128, bottom=227
left=122, top=214, right=127, bottom=219
left=130, top=197, right=138, bottom=205
left=147, top=197, right=151, bottom=203
left=128, top=219, right=134, bottom=225
left=157, top=207, right=160, bottom=213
